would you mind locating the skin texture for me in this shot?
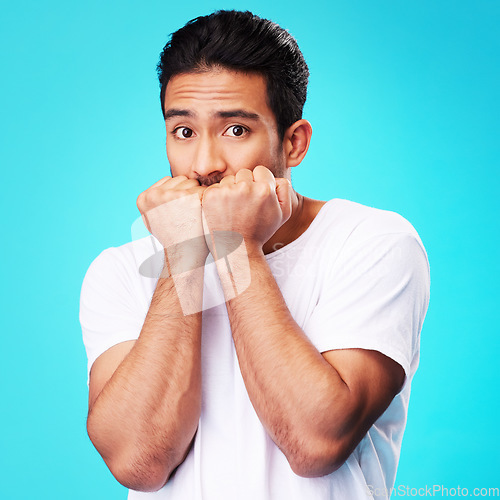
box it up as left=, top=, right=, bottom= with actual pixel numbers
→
left=87, top=175, right=207, bottom=490
left=86, top=68, right=405, bottom=491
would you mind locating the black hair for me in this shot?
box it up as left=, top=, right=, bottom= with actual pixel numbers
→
left=157, top=10, right=309, bottom=140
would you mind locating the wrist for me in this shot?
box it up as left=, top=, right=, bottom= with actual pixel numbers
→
left=212, top=237, right=264, bottom=302
left=163, top=236, right=209, bottom=276
left=243, top=240, right=265, bottom=260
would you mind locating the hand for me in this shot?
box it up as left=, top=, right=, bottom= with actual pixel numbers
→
left=137, top=176, right=209, bottom=271
left=201, top=166, right=292, bottom=257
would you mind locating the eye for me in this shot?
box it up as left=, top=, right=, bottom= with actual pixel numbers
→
left=224, top=125, right=248, bottom=137
left=173, top=127, right=194, bottom=139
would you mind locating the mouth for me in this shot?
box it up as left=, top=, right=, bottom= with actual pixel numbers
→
left=197, top=172, right=225, bottom=187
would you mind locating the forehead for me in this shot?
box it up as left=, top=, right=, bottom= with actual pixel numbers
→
left=164, top=69, right=273, bottom=119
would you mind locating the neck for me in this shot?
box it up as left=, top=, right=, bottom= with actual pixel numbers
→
left=263, top=190, right=304, bottom=255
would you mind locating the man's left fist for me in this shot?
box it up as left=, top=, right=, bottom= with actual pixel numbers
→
left=201, top=166, right=292, bottom=255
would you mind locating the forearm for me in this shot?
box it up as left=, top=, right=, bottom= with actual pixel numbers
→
left=87, top=264, right=204, bottom=491
left=219, top=249, right=351, bottom=476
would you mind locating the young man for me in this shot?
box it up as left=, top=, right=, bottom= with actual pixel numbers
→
left=80, top=10, right=429, bottom=500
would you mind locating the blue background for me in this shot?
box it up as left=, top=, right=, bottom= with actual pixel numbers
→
left=1, top=0, right=498, bottom=498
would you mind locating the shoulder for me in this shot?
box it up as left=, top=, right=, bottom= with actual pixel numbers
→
left=313, top=198, right=426, bottom=253
left=299, top=199, right=429, bottom=289
left=80, top=235, right=162, bottom=330
left=80, top=237, right=160, bottom=381
left=83, top=235, right=164, bottom=284
left=320, top=198, right=420, bottom=234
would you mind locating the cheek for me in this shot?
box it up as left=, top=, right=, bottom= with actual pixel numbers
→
left=166, top=143, right=191, bottom=176
left=227, top=137, right=276, bottom=169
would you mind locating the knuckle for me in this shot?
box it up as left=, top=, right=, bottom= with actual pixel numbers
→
left=173, top=175, right=188, bottom=182
left=202, top=187, right=215, bottom=201
left=255, top=183, right=271, bottom=197
left=136, top=192, right=145, bottom=210
left=236, top=182, right=250, bottom=193
left=148, top=189, right=163, bottom=205
left=137, top=189, right=156, bottom=210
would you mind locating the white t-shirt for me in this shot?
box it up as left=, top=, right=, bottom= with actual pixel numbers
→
left=80, top=198, right=430, bottom=500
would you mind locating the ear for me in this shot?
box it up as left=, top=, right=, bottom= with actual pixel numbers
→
left=282, top=119, right=312, bottom=168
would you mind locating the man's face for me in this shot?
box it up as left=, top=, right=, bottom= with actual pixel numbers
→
left=163, top=68, right=287, bottom=186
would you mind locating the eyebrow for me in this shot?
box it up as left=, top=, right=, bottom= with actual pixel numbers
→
left=164, top=108, right=194, bottom=120
left=216, top=110, right=260, bottom=121
left=164, top=108, right=261, bottom=121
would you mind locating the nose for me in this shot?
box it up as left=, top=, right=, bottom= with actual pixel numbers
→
left=192, top=134, right=226, bottom=181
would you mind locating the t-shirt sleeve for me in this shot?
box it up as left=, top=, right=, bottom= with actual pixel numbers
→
left=79, top=248, right=147, bottom=382
left=304, top=231, right=430, bottom=389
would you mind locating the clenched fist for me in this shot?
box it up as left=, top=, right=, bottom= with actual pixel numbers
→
left=137, top=175, right=209, bottom=273
left=201, top=166, right=293, bottom=258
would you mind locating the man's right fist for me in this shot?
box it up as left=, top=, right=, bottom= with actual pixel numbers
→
left=136, top=175, right=208, bottom=263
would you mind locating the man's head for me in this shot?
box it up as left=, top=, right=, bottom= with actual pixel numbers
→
left=157, top=10, right=309, bottom=142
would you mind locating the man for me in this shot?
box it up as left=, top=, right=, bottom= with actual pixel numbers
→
left=80, top=10, right=429, bottom=500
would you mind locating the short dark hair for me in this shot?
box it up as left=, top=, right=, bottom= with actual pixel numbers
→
left=157, top=10, right=309, bottom=140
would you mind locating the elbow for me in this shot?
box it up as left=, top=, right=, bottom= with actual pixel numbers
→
left=287, top=439, right=350, bottom=478
left=106, top=457, right=171, bottom=492
left=86, top=419, right=172, bottom=492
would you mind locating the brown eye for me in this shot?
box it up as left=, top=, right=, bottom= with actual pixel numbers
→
left=224, top=125, right=248, bottom=137
left=174, top=127, right=194, bottom=139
